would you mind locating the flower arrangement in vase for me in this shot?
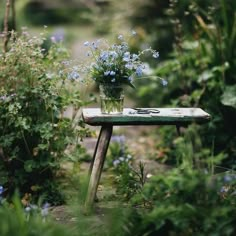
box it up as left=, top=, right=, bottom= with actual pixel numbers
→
left=82, top=31, right=164, bottom=114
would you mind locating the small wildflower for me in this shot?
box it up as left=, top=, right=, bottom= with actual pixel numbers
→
left=136, top=66, right=143, bottom=77
left=118, top=34, right=123, bottom=40
left=119, top=157, right=125, bottom=162
left=41, top=202, right=50, bottom=218
left=128, top=76, right=133, bottom=82
left=224, top=175, right=233, bottom=183
left=84, top=41, right=89, bottom=46
left=100, top=51, right=109, bottom=61
left=111, top=78, right=116, bottom=82
left=25, top=206, right=31, bottom=212
left=50, top=36, right=56, bottom=43
left=110, top=71, right=116, bottom=76
left=132, top=54, right=138, bottom=60
left=68, top=71, right=80, bottom=80
left=0, top=186, right=3, bottom=195
left=92, top=42, right=98, bottom=49
left=153, top=52, right=159, bottom=58
left=113, top=159, right=120, bottom=167
left=220, top=186, right=229, bottom=193
left=146, top=173, right=153, bottom=178
left=131, top=30, right=137, bottom=36
left=104, top=71, right=110, bottom=76
left=123, top=52, right=130, bottom=62
left=161, top=79, right=168, bottom=86
left=125, top=63, right=133, bottom=70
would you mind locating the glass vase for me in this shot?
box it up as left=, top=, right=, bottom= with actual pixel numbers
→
left=99, top=84, right=124, bottom=114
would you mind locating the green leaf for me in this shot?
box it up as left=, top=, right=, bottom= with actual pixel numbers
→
left=24, top=160, right=34, bottom=173
left=221, top=85, right=236, bottom=109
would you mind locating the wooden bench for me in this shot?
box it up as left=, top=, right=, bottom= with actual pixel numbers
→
left=82, top=108, right=211, bottom=208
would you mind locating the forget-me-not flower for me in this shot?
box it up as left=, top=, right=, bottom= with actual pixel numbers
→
left=136, top=66, right=143, bottom=76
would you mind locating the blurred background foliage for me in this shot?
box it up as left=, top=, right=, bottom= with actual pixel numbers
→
left=0, top=0, right=235, bottom=184
left=0, top=0, right=236, bottom=235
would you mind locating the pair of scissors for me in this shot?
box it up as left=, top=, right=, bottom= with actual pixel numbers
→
left=132, top=108, right=160, bottom=114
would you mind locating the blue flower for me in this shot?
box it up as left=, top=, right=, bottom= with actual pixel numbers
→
left=104, top=71, right=110, bottom=76
left=223, top=174, right=236, bottom=183
left=25, top=206, right=31, bottom=212
left=92, top=42, right=98, bottom=49
left=113, top=159, right=120, bottom=167
left=161, top=79, right=168, bottom=86
left=110, top=71, right=116, bottom=76
left=153, top=52, right=159, bottom=58
left=128, top=76, right=133, bottom=82
left=111, top=78, right=116, bottom=82
left=136, top=66, right=143, bottom=76
left=125, top=63, right=133, bottom=70
left=118, top=34, right=123, bottom=40
left=84, top=41, right=89, bottom=46
left=68, top=71, right=80, bottom=80
left=0, top=186, right=3, bottom=195
left=123, top=52, right=130, bottom=62
left=132, top=54, right=139, bottom=60
left=109, top=51, right=118, bottom=59
left=100, top=51, right=109, bottom=61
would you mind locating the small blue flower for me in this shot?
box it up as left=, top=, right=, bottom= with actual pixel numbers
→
left=128, top=76, right=133, bottom=82
left=110, top=71, right=116, bottom=76
left=41, top=202, right=50, bottom=217
left=92, top=42, right=98, bottom=49
left=84, top=41, right=89, bottom=46
left=109, top=51, right=118, bottom=59
left=104, top=71, right=110, bottom=76
left=125, top=63, right=133, bottom=70
left=161, top=79, right=168, bottom=86
left=68, top=71, right=80, bottom=80
left=153, top=52, right=159, bottom=58
left=113, top=159, right=120, bottom=167
left=136, top=66, right=143, bottom=77
left=25, top=206, right=31, bottom=212
left=100, top=51, right=109, bottom=61
left=132, top=54, right=139, bottom=60
left=220, top=186, right=229, bottom=193
left=223, top=175, right=233, bottom=183
left=123, top=52, right=130, bottom=62
left=118, top=34, right=123, bottom=40
left=111, top=78, right=116, bottom=82
left=0, top=96, right=7, bottom=101
left=0, top=186, right=3, bottom=195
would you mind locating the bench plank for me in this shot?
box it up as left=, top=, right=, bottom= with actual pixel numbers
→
left=82, top=108, right=211, bottom=126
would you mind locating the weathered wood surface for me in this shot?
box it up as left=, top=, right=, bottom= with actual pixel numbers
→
left=85, top=125, right=113, bottom=210
left=82, top=108, right=211, bottom=126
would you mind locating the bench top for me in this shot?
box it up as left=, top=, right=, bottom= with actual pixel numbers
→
left=82, top=108, right=211, bottom=126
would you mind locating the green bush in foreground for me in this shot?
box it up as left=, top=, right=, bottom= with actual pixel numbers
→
left=0, top=196, right=70, bottom=236
left=0, top=30, right=89, bottom=204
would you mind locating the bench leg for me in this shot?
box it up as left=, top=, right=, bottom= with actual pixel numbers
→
left=85, top=125, right=113, bottom=209
left=89, top=127, right=103, bottom=175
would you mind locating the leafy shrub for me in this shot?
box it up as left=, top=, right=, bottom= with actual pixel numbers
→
left=133, top=0, right=236, bottom=168
left=0, top=30, right=89, bottom=204
left=106, top=139, right=147, bottom=201
left=0, top=196, right=71, bottom=236
left=127, top=167, right=236, bottom=236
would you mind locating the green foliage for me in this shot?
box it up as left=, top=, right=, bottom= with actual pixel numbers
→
left=106, top=140, right=147, bottom=201
left=0, top=196, right=70, bottom=236
left=0, top=31, right=89, bottom=204
left=128, top=167, right=236, bottom=236
left=133, top=0, right=236, bottom=168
